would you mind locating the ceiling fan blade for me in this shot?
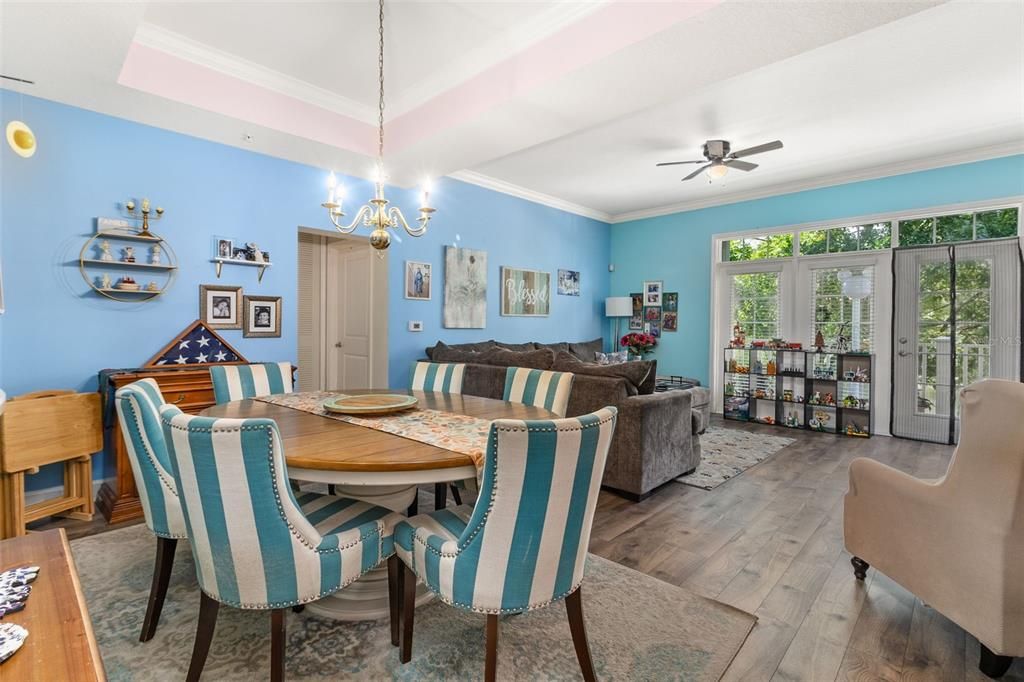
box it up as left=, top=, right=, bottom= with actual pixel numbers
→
left=656, top=160, right=704, bottom=167
left=728, top=140, right=783, bottom=159
left=724, top=159, right=758, bottom=171
left=682, top=165, right=711, bottom=181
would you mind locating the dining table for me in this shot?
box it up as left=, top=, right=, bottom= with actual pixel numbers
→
left=202, top=388, right=557, bottom=621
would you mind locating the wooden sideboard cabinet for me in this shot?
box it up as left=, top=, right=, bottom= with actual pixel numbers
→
left=98, top=366, right=217, bottom=523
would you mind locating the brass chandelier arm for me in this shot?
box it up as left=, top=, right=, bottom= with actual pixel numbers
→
left=387, top=206, right=431, bottom=237
left=325, top=204, right=374, bottom=233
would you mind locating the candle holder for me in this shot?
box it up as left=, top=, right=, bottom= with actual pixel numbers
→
left=122, top=198, right=165, bottom=237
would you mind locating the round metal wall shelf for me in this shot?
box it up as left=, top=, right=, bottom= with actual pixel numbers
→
left=79, top=229, right=178, bottom=303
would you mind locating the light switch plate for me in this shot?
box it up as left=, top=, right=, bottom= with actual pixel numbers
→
left=408, top=321, right=423, bottom=332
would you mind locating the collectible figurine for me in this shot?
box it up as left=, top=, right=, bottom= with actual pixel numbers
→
left=123, top=246, right=135, bottom=263
left=150, top=244, right=162, bottom=265
left=99, top=240, right=114, bottom=261
left=146, top=281, right=159, bottom=292
left=100, top=273, right=112, bottom=289
left=766, top=359, right=776, bottom=375
left=824, top=392, right=835, bottom=406
left=783, top=389, right=794, bottom=402
left=814, top=329, right=825, bottom=351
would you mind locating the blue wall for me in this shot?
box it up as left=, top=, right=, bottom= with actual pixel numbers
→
left=0, top=92, right=610, bottom=489
left=610, top=154, right=1024, bottom=385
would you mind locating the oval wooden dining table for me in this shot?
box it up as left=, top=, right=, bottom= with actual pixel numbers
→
left=202, top=388, right=556, bottom=621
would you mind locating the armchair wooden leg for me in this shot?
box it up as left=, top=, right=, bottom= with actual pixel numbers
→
left=566, top=588, right=597, bottom=682
left=851, top=556, right=869, bottom=581
left=485, top=614, right=499, bottom=682
left=186, top=592, right=220, bottom=682
left=400, top=563, right=416, bottom=663
left=140, top=537, right=177, bottom=642
left=387, top=555, right=401, bottom=647
left=979, top=644, right=1013, bottom=679
left=449, top=484, right=463, bottom=506
left=291, top=605, right=305, bottom=613
left=270, top=608, right=286, bottom=682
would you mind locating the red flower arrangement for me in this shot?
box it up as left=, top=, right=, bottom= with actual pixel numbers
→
left=620, top=332, right=657, bottom=356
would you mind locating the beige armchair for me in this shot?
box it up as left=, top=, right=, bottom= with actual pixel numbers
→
left=844, top=379, right=1024, bottom=679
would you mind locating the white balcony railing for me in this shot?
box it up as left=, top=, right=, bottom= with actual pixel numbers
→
left=916, top=338, right=990, bottom=415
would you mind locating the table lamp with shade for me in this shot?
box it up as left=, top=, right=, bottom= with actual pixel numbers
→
left=605, top=296, right=633, bottom=351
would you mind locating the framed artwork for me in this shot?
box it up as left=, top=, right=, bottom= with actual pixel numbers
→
left=243, top=295, right=282, bottom=338
left=663, top=292, right=678, bottom=313
left=631, top=293, right=643, bottom=314
left=199, top=284, right=242, bottom=329
left=663, top=311, right=678, bottom=332
left=232, top=247, right=249, bottom=261
left=405, top=260, right=432, bottom=300
left=557, top=269, right=580, bottom=296
left=444, top=247, right=487, bottom=328
left=645, top=306, right=662, bottom=321
left=501, top=266, right=551, bottom=316
left=643, top=280, right=663, bottom=306
left=144, top=320, right=246, bottom=367
left=216, top=238, right=233, bottom=260
left=629, top=292, right=643, bottom=330
left=649, top=320, right=662, bottom=337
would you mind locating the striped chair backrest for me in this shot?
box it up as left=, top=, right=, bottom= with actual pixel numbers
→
left=502, top=367, right=575, bottom=417
left=158, top=407, right=383, bottom=608
left=410, top=361, right=465, bottom=394
left=113, top=379, right=186, bottom=539
left=209, top=362, right=294, bottom=404
left=425, top=408, right=617, bottom=613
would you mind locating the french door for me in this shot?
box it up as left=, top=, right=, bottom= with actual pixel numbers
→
left=891, top=239, right=1021, bottom=443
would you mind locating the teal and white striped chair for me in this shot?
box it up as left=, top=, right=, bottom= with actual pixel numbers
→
left=392, top=407, right=618, bottom=681
left=159, top=406, right=403, bottom=681
left=209, top=361, right=294, bottom=405
left=114, top=378, right=188, bottom=643
left=410, top=361, right=466, bottom=393
left=503, top=367, right=575, bottom=417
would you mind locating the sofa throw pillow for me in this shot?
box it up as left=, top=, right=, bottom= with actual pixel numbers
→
left=552, top=351, right=653, bottom=392
left=595, top=350, right=628, bottom=365
left=638, top=359, right=658, bottom=395
left=483, top=347, right=555, bottom=370
left=492, top=341, right=538, bottom=352
left=425, top=340, right=495, bottom=360
left=432, top=346, right=491, bottom=364
left=569, top=337, right=604, bottom=362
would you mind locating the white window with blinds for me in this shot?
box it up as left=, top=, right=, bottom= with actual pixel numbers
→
left=809, top=266, right=875, bottom=352
left=730, top=271, right=780, bottom=340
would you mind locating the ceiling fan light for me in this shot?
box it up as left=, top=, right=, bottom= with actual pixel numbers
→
left=706, top=163, right=728, bottom=180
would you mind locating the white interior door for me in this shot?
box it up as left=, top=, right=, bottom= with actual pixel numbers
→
left=327, top=241, right=372, bottom=389
left=296, top=233, right=325, bottom=391
left=892, top=240, right=1020, bottom=442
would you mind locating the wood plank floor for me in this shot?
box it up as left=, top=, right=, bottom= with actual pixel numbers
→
left=32, top=417, right=1022, bottom=681
left=589, top=417, right=1024, bottom=681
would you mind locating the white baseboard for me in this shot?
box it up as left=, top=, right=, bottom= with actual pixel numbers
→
left=24, top=477, right=115, bottom=508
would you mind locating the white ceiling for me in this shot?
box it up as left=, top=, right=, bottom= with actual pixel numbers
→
left=2, top=0, right=1021, bottom=222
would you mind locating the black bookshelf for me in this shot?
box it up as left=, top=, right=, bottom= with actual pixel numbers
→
left=723, top=347, right=873, bottom=437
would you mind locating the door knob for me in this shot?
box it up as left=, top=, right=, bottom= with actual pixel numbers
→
left=898, top=350, right=910, bottom=357
left=335, top=342, right=344, bottom=348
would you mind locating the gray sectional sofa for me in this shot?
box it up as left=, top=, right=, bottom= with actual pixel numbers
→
left=424, top=339, right=711, bottom=500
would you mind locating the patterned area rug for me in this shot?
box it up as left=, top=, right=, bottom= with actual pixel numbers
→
left=677, top=426, right=795, bottom=490
left=72, top=525, right=755, bottom=681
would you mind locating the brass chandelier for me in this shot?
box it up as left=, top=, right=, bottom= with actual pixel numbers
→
left=321, top=0, right=435, bottom=251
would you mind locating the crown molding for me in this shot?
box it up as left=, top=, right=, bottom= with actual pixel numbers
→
left=610, top=142, right=1024, bottom=224
left=388, top=1, right=610, bottom=116
left=448, top=170, right=611, bottom=223
left=133, top=23, right=377, bottom=124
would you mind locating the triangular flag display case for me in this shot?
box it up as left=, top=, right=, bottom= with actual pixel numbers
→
left=144, top=320, right=248, bottom=368
left=97, top=320, right=250, bottom=524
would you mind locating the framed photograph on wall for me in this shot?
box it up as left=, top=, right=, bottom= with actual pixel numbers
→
left=663, top=311, right=678, bottom=332
left=405, top=261, right=432, bottom=300
left=629, top=292, right=643, bottom=330
left=557, top=269, right=580, bottom=296
left=199, top=284, right=242, bottom=329
left=645, top=306, right=662, bottom=321
left=501, top=266, right=550, bottom=316
left=643, top=280, right=663, bottom=306
left=243, top=295, right=282, bottom=338
left=663, top=292, right=678, bottom=313
left=215, top=238, right=233, bottom=260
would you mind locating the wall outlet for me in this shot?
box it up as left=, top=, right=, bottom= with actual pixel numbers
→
left=408, top=321, right=423, bottom=332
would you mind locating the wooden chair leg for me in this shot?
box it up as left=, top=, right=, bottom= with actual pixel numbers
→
left=186, top=592, right=220, bottom=682
left=565, top=588, right=597, bottom=682
left=140, top=537, right=178, bottom=642
left=485, top=614, right=499, bottom=682
left=433, top=482, right=447, bottom=511
left=979, top=644, right=1013, bottom=679
left=400, top=563, right=417, bottom=663
left=449, top=484, right=463, bottom=506
left=387, top=555, right=401, bottom=646
left=328, top=484, right=336, bottom=496
left=270, top=608, right=286, bottom=682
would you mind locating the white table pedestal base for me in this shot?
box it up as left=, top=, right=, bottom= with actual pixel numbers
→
left=305, top=564, right=432, bottom=621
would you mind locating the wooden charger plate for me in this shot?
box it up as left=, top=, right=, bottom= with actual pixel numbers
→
left=322, top=393, right=419, bottom=416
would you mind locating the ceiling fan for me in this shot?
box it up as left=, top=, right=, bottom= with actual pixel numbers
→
left=657, top=139, right=784, bottom=181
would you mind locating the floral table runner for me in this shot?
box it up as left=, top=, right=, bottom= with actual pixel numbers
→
left=255, top=391, right=489, bottom=469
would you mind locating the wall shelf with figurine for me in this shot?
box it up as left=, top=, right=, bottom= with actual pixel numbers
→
left=79, top=202, right=176, bottom=303
left=211, top=238, right=272, bottom=282
left=723, top=345, right=873, bottom=438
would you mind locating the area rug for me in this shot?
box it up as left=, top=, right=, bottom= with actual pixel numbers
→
left=677, top=426, right=795, bottom=490
left=72, top=525, right=756, bottom=681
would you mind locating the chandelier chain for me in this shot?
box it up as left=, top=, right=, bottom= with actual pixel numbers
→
left=377, top=0, right=385, bottom=165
